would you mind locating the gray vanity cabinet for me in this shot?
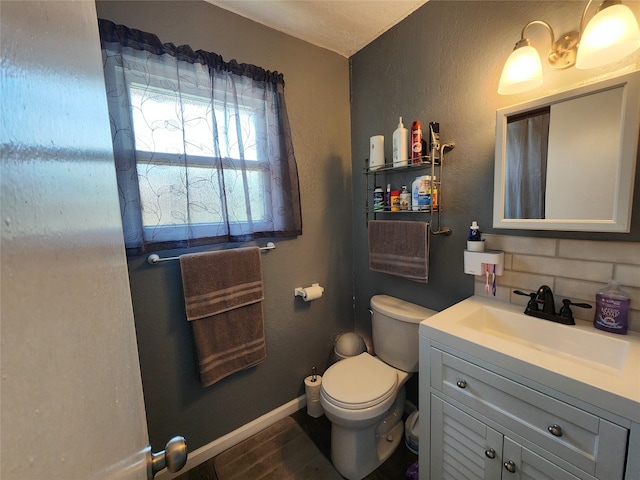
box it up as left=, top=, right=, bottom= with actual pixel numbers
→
left=430, top=396, right=587, bottom=479
left=421, top=342, right=629, bottom=480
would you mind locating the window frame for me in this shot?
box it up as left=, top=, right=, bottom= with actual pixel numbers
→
left=123, top=65, right=276, bottom=241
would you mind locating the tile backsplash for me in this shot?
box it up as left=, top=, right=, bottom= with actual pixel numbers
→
left=473, top=234, right=640, bottom=333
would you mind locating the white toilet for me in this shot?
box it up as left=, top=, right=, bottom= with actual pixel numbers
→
left=320, top=295, right=437, bottom=480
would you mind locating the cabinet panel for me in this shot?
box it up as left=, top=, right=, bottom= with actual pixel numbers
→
left=503, top=437, right=588, bottom=480
left=431, top=395, right=503, bottom=480
left=430, top=347, right=629, bottom=477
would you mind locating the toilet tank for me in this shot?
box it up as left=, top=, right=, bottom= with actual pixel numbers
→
left=370, top=295, right=437, bottom=372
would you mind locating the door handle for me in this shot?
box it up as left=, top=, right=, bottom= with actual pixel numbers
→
left=146, top=436, right=188, bottom=479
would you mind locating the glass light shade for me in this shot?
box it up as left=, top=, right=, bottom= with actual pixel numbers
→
left=576, top=3, right=640, bottom=69
left=498, top=45, right=543, bottom=95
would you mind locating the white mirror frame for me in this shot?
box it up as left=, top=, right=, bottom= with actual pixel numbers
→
left=494, top=71, right=640, bottom=232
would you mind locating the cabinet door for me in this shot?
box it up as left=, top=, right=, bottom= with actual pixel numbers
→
left=431, top=396, right=503, bottom=480
left=502, top=437, right=589, bottom=480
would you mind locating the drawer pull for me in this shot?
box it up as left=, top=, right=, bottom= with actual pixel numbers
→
left=456, top=379, right=467, bottom=389
left=485, top=448, right=496, bottom=459
left=548, top=424, right=563, bottom=437
left=503, top=460, right=516, bottom=473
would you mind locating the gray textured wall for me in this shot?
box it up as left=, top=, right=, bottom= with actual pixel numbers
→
left=350, top=0, right=640, bottom=342
left=96, top=1, right=353, bottom=451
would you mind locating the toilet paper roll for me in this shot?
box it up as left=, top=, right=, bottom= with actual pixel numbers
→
left=304, top=375, right=324, bottom=418
left=301, top=284, right=323, bottom=302
left=369, top=135, right=385, bottom=171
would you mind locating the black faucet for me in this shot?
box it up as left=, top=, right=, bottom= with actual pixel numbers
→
left=513, top=285, right=592, bottom=325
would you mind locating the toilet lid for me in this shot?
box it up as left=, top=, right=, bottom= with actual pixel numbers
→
left=322, top=353, right=398, bottom=410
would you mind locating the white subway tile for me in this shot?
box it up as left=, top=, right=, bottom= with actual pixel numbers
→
left=558, top=240, right=640, bottom=265
left=554, top=278, right=601, bottom=304
left=484, top=234, right=557, bottom=256
left=512, top=254, right=613, bottom=282
left=615, top=264, right=640, bottom=288
left=500, top=270, right=555, bottom=291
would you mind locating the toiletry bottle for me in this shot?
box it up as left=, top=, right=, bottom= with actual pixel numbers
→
left=369, top=135, right=385, bottom=171
left=392, top=117, right=409, bottom=167
left=411, top=120, right=422, bottom=163
left=385, top=184, right=391, bottom=209
left=417, top=176, right=432, bottom=210
left=429, top=122, right=440, bottom=162
left=594, top=280, right=630, bottom=335
left=390, top=190, right=401, bottom=211
left=373, top=186, right=384, bottom=211
left=468, top=221, right=481, bottom=241
left=431, top=175, right=438, bottom=208
left=400, top=185, right=410, bottom=210
left=412, top=175, right=426, bottom=211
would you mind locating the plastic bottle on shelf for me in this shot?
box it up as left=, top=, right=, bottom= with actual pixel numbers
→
left=411, top=176, right=422, bottom=211
left=399, top=185, right=410, bottom=210
left=392, top=117, right=409, bottom=168
left=417, top=176, right=432, bottom=210
left=594, top=280, right=631, bottom=335
left=373, top=186, right=384, bottom=211
left=431, top=176, right=438, bottom=208
left=390, top=190, right=401, bottom=211
left=411, top=120, right=423, bottom=163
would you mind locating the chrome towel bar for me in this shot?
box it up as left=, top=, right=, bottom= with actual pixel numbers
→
left=147, top=242, right=276, bottom=265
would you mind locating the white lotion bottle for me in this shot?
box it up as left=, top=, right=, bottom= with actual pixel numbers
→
left=392, top=116, right=409, bottom=167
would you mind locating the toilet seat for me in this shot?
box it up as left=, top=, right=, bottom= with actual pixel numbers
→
left=321, top=353, right=398, bottom=410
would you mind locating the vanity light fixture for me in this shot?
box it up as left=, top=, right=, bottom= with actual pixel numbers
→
left=498, top=0, right=640, bottom=95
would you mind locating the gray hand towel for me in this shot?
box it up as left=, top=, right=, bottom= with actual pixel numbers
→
left=368, top=220, right=430, bottom=283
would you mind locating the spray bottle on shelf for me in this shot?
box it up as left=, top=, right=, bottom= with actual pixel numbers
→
left=411, top=120, right=423, bottom=163
left=392, top=117, right=409, bottom=167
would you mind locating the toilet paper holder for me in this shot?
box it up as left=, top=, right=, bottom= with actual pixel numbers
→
left=294, top=283, right=324, bottom=301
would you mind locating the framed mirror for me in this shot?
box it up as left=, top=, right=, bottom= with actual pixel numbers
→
left=493, top=71, right=640, bottom=232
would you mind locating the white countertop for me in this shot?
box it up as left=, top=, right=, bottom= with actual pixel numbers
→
left=419, top=295, right=640, bottom=423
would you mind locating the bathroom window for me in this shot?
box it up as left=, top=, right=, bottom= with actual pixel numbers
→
left=99, top=20, right=302, bottom=254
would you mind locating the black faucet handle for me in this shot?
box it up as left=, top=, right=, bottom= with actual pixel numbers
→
left=562, top=299, right=592, bottom=309
left=558, top=299, right=576, bottom=324
left=513, top=290, right=539, bottom=312
left=558, top=299, right=592, bottom=325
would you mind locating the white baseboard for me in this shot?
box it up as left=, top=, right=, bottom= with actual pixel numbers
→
left=156, top=395, right=307, bottom=480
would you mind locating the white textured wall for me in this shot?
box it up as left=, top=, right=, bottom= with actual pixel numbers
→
left=1, top=1, right=148, bottom=478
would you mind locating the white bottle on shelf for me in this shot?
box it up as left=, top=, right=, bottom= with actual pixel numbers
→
left=392, top=117, right=409, bottom=168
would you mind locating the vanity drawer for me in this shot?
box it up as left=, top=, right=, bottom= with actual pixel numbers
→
left=429, top=348, right=628, bottom=478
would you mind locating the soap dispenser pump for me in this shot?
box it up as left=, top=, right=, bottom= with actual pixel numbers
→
left=392, top=116, right=409, bottom=167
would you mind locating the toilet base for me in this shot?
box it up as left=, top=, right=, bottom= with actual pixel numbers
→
left=329, top=388, right=406, bottom=480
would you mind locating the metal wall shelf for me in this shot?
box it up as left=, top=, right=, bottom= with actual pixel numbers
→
left=364, top=142, right=455, bottom=235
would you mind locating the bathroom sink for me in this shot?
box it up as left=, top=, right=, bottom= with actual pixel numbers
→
left=455, top=304, right=630, bottom=373
left=420, top=295, right=640, bottom=426
left=420, top=296, right=632, bottom=375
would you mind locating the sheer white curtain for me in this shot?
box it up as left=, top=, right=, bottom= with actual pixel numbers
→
left=100, top=20, right=302, bottom=253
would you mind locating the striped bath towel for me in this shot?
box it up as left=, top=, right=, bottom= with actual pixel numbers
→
left=180, top=247, right=266, bottom=387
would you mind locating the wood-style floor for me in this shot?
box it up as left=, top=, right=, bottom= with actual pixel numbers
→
left=176, top=409, right=418, bottom=480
